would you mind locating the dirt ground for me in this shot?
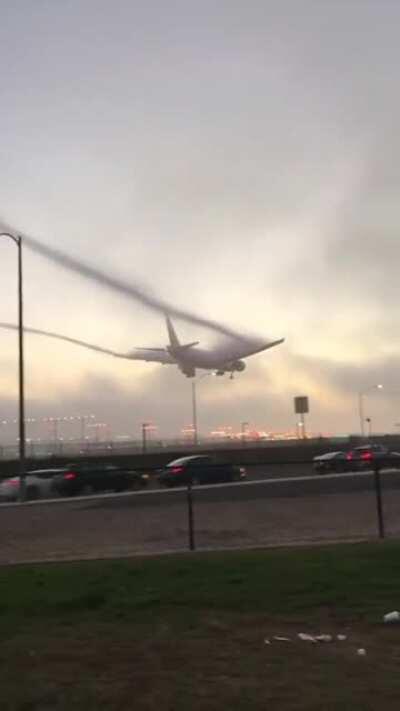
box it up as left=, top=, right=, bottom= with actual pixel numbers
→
left=0, top=486, right=399, bottom=564
left=3, top=613, right=400, bottom=711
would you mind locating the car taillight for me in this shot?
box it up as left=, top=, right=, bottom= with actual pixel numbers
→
left=361, top=452, right=372, bottom=460
left=64, top=472, right=77, bottom=480
left=346, top=453, right=353, bottom=460
left=171, top=467, right=184, bottom=475
left=9, top=477, right=20, bottom=487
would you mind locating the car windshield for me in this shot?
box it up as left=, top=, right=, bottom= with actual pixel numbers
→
left=167, top=456, right=209, bottom=467
left=28, top=469, right=64, bottom=475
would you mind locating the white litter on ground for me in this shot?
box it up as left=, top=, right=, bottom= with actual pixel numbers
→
left=383, top=611, right=400, bottom=623
left=264, top=632, right=351, bottom=646
left=298, top=633, right=317, bottom=643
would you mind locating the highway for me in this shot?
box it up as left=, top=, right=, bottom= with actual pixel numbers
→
left=1, top=467, right=399, bottom=509
left=1, top=464, right=400, bottom=513
left=34, top=466, right=395, bottom=512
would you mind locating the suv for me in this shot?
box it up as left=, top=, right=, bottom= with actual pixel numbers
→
left=158, top=455, right=246, bottom=487
left=345, top=444, right=387, bottom=470
left=51, top=462, right=148, bottom=497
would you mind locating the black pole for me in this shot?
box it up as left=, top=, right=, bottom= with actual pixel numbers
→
left=373, top=463, right=385, bottom=539
left=187, top=482, right=195, bottom=551
left=17, top=237, right=26, bottom=502
left=192, top=381, right=198, bottom=446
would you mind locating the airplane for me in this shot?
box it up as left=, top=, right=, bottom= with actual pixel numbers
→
left=127, top=316, right=284, bottom=378
left=0, top=316, right=284, bottom=379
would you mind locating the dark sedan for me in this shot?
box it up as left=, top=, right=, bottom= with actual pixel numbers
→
left=158, top=455, right=246, bottom=487
left=313, top=451, right=351, bottom=475
left=51, top=462, right=148, bottom=497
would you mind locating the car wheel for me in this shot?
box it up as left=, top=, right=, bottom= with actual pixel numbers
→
left=26, top=486, right=39, bottom=501
left=115, top=482, right=134, bottom=492
left=81, top=484, right=94, bottom=496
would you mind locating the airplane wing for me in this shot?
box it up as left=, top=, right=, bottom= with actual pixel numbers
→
left=245, top=338, right=285, bottom=357
left=262, top=338, right=285, bottom=351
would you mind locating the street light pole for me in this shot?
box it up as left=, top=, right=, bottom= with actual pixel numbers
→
left=358, top=391, right=365, bottom=438
left=0, top=233, right=26, bottom=501
left=142, top=422, right=148, bottom=454
left=191, top=372, right=215, bottom=447
left=192, top=381, right=198, bottom=446
left=358, top=384, right=383, bottom=438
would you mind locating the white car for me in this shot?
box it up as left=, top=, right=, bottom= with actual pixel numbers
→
left=0, top=469, right=62, bottom=502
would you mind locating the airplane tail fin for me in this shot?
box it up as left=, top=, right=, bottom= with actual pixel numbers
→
left=166, top=315, right=181, bottom=350
left=165, top=315, right=199, bottom=353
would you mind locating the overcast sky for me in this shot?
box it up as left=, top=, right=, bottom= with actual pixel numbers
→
left=1, top=0, right=399, bottom=441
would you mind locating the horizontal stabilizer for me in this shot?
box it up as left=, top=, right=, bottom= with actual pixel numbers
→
left=173, top=341, right=199, bottom=352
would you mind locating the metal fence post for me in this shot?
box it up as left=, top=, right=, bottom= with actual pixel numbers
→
left=187, top=482, right=195, bottom=551
left=373, top=462, right=385, bottom=539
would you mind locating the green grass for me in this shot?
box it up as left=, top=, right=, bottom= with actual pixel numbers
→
left=1, top=541, right=399, bottom=621
left=2, top=542, right=400, bottom=710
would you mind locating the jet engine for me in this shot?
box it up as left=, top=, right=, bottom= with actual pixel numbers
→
left=179, top=364, right=196, bottom=378
left=230, top=360, right=246, bottom=372
left=216, top=360, right=246, bottom=377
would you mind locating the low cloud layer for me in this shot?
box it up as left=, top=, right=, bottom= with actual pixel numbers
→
left=1, top=341, right=398, bottom=443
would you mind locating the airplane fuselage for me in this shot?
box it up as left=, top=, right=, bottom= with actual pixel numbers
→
left=126, top=335, right=284, bottom=377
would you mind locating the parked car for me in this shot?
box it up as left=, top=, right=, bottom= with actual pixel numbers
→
left=312, top=451, right=351, bottom=475
left=51, top=461, right=148, bottom=497
left=0, top=468, right=63, bottom=502
left=345, top=444, right=400, bottom=470
left=313, top=444, right=400, bottom=474
left=158, top=455, right=246, bottom=487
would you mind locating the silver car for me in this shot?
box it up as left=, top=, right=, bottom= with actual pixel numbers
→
left=0, top=468, right=63, bottom=502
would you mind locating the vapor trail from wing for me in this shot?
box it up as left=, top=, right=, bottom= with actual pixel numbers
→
left=0, top=221, right=251, bottom=342
left=0, top=322, right=130, bottom=359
